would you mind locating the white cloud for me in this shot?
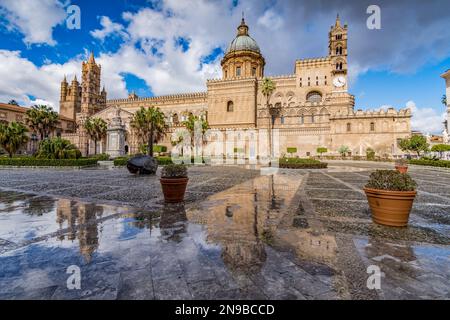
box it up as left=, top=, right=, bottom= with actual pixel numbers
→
left=0, top=50, right=82, bottom=111
left=90, top=16, right=128, bottom=42
left=0, top=0, right=66, bottom=46
left=257, top=9, right=284, bottom=30
left=407, top=100, right=446, bottom=134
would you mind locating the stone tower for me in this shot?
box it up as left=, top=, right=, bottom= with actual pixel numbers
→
left=59, top=75, right=81, bottom=120
left=81, top=52, right=106, bottom=115
left=329, top=14, right=348, bottom=90
left=441, top=69, right=450, bottom=133
left=221, top=16, right=265, bottom=79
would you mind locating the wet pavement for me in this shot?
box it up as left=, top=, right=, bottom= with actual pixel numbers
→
left=0, top=162, right=449, bottom=300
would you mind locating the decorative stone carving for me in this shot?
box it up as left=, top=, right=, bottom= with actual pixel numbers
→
left=106, top=106, right=126, bottom=158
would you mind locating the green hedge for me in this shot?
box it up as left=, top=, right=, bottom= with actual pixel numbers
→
left=279, top=157, right=328, bottom=169
left=409, top=159, right=450, bottom=168
left=0, top=157, right=98, bottom=167
left=287, top=147, right=298, bottom=154
left=114, top=156, right=173, bottom=166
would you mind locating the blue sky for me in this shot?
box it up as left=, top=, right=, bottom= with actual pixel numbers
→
left=0, top=0, right=449, bottom=133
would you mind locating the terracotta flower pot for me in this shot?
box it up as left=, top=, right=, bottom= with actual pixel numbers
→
left=364, top=187, right=416, bottom=227
left=395, top=165, right=408, bottom=174
left=160, top=177, right=189, bottom=203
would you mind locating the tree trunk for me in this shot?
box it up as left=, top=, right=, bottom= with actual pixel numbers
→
left=148, top=127, right=154, bottom=157
left=94, top=139, right=97, bottom=155
left=267, top=100, right=272, bottom=165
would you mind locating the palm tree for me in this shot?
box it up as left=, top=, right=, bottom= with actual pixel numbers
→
left=36, top=137, right=80, bottom=159
left=130, top=106, right=167, bottom=157
left=261, top=78, right=276, bottom=161
left=442, top=94, right=447, bottom=106
left=25, top=105, right=59, bottom=141
left=84, top=117, right=107, bottom=155
left=8, top=99, right=19, bottom=106
left=0, top=122, right=29, bottom=157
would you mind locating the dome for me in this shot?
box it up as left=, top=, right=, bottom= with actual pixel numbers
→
left=225, top=18, right=261, bottom=55
left=226, top=35, right=260, bottom=54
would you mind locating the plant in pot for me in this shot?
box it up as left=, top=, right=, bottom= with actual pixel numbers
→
left=160, top=164, right=188, bottom=203
left=395, top=158, right=408, bottom=173
left=363, top=170, right=417, bottom=227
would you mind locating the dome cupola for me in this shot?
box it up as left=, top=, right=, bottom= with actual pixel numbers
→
left=221, top=16, right=265, bottom=79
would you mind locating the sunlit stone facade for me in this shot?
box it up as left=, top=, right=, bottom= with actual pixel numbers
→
left=61, top=16, right=411, bottom=158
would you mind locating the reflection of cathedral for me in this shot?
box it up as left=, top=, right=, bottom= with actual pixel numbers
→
left=56, top=200, right=103, bottom=262
left=186, top=174, right=302, bottom=272
left=60, top=16, right=411, bottom=158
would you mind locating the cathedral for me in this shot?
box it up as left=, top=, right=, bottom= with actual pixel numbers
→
left=60, top=16, right=411, bottom=158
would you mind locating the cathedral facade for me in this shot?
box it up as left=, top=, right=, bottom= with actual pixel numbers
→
left=61, top=16, right=411, bottom=158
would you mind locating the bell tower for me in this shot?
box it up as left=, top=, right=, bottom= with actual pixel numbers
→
left=329, top=14, right=348, bottom=76
left=81, top=52, right=106, bottom=115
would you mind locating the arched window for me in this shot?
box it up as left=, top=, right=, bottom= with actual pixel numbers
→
left=347, top=123, right=351, bottom=132
left=300, top=115, right=304, bottom=124
left=306, top=91, right=322, bottom=103
left=336, top=62, right=343, bottom=70
left=370, top=122, right=375, bottom=132
left=336, top=47, right=343, bottom=55
left=227, top=101, right=234, bottom=112
left=311, top=115, right=315, bottom=123
left=280, top=116, right=285, bottom=124
left=236, top=66, right=241, bottom=77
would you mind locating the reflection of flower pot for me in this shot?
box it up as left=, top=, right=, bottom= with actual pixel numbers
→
left=364, top=187, right=416, bottom=227
left=395, top=165, right=408, bottom=174
left=160, top=178, right=189, bottom=203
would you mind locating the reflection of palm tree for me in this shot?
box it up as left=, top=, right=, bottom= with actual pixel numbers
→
left=24, top=197, right=55, bottom=216
left=159, top=203, right=187, bottom=242
left=261, top=78, right=276, bottom=162
left=133, top=211, right=160, bottom=234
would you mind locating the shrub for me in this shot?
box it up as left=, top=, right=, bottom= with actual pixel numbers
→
left=139, top=144, right=168, bottom=154
left=161, top=164, right=188, bottom=178
left=157, top=156, right=173, bottom=165
left=365, top=170, right=417, bottom=191
left=408, top=159, right=450, bottom=168
left=0, top=157, right=98, bottom=167
left=279, top=157, right=328, bottom=169
left=90, top=153, right=109, bottom=161
left=316, top=147, right=327, bottom=155
left=37, top=137, right=81, bottom=159
left=338, top=145, right=349, bottom=157
left=366, top=148, right=376, bottom=161
left=287, top=147, right=298, bottom=154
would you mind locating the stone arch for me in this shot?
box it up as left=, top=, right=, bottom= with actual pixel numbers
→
left=306, top=91, right=323, bottom=103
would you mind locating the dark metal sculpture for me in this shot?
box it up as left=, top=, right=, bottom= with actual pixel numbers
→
left=126, top=155, right=158, bottom=175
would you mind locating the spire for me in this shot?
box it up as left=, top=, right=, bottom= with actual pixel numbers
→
left=88, top=51, right=95, bottom=64
left=63, top=75, right=67, bottom=83
left=72, top=75, right=78, bottom=84
left=335, top=13, right=341, bottom=27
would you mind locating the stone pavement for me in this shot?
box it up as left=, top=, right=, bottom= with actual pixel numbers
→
left=0, top=162, right=449, bottom=299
